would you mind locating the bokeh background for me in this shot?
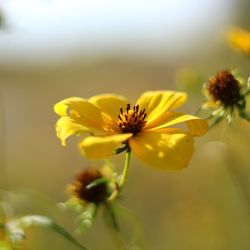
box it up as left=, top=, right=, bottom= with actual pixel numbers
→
left=1, top=0, right=250, bottom=249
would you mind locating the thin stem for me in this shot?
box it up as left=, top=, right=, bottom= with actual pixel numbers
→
left=118, top=149, right=131, bottom=190
left=194, top=106, right=202, bottom=116
left=108, top=149, right=131, bottom=201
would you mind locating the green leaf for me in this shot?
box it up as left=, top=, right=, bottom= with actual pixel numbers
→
left=114, top=144, right=128, bottom=155
left=50, top=223, right=88, bottom=250
left=18, top=215, right=88, bottom=250
left=86, top=178, right=109, bottom=190
left=209, top=114, right=224, bottom=128
left=105, top=203, right=119, bottom=231
left=239, top=110, right=250, bottom=121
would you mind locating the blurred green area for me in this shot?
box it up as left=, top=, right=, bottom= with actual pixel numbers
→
left=1, top=1, right=250, bottom=250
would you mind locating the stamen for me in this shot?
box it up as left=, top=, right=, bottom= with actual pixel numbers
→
left=135, top=105, right=139, bottom=112
left=117, top=103, right=147, bottom=134
left=126, top=104, right=130, bottom=113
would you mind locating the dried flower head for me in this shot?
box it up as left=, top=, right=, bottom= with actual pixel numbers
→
left=69, top=168, right=109, bottom=204
left=206, top=70, right=242, bottom=107
left=202, top=70, right=250, bottom=126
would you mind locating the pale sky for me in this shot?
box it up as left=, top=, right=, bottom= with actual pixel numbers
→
left=0, top=0, right=237, bottom=65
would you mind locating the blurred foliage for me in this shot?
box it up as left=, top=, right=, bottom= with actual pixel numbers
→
left=0, top=191, right=88, bottom=250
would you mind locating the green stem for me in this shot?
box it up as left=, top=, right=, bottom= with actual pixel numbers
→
left=108, top=149, right=131, bottom=201
left=118, top=149, right=131, bottom=190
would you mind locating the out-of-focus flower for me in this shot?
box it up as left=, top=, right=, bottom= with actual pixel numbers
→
left=54, top=91, right=207, bottom=170
left=202, top=70, right=250, bottom=126
left=68, top=168, right=111, bottom=205
left=227, top=26, right=250, bottom=55
left=64, top=166, right=117, bottom=230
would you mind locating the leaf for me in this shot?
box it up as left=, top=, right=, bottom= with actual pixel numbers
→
left=114, top=203, right=145, bottom=249
left=18, top=215, right=88, bottom=250
left=105, top=203, right=119, bottom=231
left=239, top=110, right=250, bottom=121
left=114, top=144, right=128, bottom=155
left=86, top=178, right=109, bottom=190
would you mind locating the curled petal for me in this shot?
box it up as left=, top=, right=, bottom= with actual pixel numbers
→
left=136, top=91, right=187, bottom=126
left=54, top=97, right=109, bottom=130
left=129, top=129, right=194, bottom=171
left=56, top=117, right=94, bottom=146
left=79, top=133, right=133, bottom=159
left=146, top=112, right=208, bottom=136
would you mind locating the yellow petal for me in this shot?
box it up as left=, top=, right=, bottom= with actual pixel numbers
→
left=227, top=27, right=250, bottom=55
left=148, top=112, right=208, bottom=136
left=129, top=129, right=194, bottom=171
left=54, top=97, right=108, bottom=130
left=136, top=91, right=187, bottom=126
left=89, top=93, right=128, bottom=121
left=79, top=133, right=133, bottom=159
left=56, top=117, right=94, bottom=146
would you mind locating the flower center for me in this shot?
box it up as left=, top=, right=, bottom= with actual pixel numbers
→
left=118, top=104, right=147, bottom=134
left=70, top=169, right=109, bottom=204
left=207, top=70, right=241, bottom=107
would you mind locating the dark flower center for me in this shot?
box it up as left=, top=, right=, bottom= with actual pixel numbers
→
left=118, top=104, right=147, bottom=134
left=71, top=168, right=108, bottom=204
left=207, top=70, right=242, bottom=107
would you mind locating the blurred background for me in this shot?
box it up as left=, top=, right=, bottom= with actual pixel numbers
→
left=0, top=0, right=250, bottom=249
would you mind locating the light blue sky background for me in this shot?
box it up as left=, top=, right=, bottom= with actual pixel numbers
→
left=0, top=0, right=237, bottom=65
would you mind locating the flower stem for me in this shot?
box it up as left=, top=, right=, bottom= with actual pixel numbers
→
left=108, top=149, right=131, bottom=201
left=118, top=149, right=131, bottom=190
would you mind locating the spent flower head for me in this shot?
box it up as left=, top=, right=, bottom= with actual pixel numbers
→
left=202, top=69, right=250, bottom=126
left=54, top=90, right=208, bottom=171
left=68, top=167, right=111, bottom=205
left=64, top=166, right=118, bottom=231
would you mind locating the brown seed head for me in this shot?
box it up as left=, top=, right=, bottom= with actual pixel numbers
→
left=206, top=70, right=241, bottom=107
left=70, top=168, right=109, bottom=204
left=118, top=104, right=147, bottom=134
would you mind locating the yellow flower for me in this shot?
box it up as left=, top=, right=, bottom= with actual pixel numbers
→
left=227, top=26, right=250, bottom=55
left=54, top=91, right=208, bottom=170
